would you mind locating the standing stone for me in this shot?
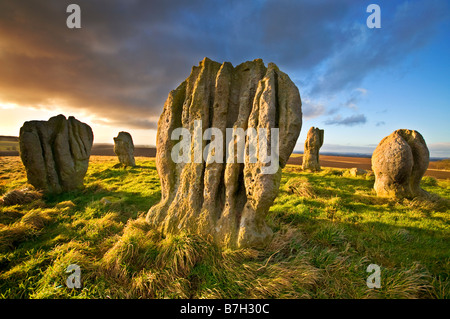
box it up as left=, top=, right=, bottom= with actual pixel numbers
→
left=146, top=57, right=302, bottom=249
left=114, top=131, right=136, bottom=167
left=372, top=129, right=429, bottom=199
left=302, top=127, right=324, bottom=171
left=19, top=114, right=93, bottom=194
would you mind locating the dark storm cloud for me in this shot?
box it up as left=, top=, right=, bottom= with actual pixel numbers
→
left=250, top=0, right=355, bottom=70
left=0, top=0, right=448, bottom=128
left=0, top=0, right=227, bottom=128
left=325, top=114, right=367, bottom=126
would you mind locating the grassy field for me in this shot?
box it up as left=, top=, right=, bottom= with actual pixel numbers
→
left=0, top=156, right=449, bottom=299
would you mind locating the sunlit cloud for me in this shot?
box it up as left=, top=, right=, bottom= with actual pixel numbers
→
left=0, top=102, right=19, bottom=110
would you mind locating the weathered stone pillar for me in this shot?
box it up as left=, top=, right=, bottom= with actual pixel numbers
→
left=146, top=58, right=302, bottom=249
left=19, top=114, right=93, bottom=194
left=372, top=129, right=429, bottom=199
left=302, top=127, right=324, bottom=171
left=114, top=131, right=136, bottom=167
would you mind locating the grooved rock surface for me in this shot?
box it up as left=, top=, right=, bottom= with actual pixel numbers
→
left=146, top=57, right=302, bottom=249
left=302, top=127, right=324, bottom=171
left=19, top=114, right=94, bottom=194
left=114, top=131, right=136, bottom=167
left=372, top=129, right=429, bottom=199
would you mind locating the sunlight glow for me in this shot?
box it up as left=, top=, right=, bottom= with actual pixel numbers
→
left=0, top=101, right=157, bottom=146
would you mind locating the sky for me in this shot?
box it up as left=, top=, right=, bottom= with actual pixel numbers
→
left=0, top=0, right=449, bottom=158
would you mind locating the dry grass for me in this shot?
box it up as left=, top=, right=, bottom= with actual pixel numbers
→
left=433, top=159, right=450, bottom=171
left=0, top=188, right=43, bottom=206
left=0, top=208, right=58, bottom=252
left=402, top=193, right=450, bottom=213
left=21, top=210, right=53, bottom=229
left=284, top=177, right=316, bottom=198
left=0, top=209, right=23, bottom=225
left=366, top=263, right=433, bottom=299
left=99, top=217, right=324, bottom=299
left=0, top=223, right=37, bottom=251
left=101, top=217, right=215, bottom=298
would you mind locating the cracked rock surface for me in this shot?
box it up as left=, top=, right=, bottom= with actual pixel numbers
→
left=114, top=131, right=136, bottom=167
left=302, top=127, right=324, bottom=171
left=19, top=114, right=93, bottom=194
left=372, top=129, right=429, bottom=199
left=146, top=57, right=302, bottom=249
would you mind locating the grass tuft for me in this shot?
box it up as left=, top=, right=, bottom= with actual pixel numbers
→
left=0, top=223, right=38, bottom=252
left=284, top=177, right=316, bottom=198
left=0, top=188, right=42, bottom=206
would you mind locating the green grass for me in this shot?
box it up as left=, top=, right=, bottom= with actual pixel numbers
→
left=0, top=156, right=449, bottom=299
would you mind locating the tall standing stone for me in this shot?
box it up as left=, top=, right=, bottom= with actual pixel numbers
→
left=372, top=129, right=429, bottom=199
left=302, top=127, right=324, bottom=171
left=146, top=57, right=302, bottom=249
left=19, top=114, right=93, bottom=194
left=114, top=131, right=136, bottom=167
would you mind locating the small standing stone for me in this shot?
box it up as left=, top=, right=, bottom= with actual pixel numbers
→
left=113, top=132, right=136, bottom=167
left=302, top=127, right=324, bottom=171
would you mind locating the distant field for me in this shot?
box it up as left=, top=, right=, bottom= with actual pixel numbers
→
left=434, top=159, right=450, bottom=171
left=0, top=136, right=19, bottom=156
left=0, top=156, right=449, bottom=299
left=0, top=141, right=18, bottom=152
left=91, top=144, right=156, bottom=157
left=1, top=137, right=448, bottom=179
